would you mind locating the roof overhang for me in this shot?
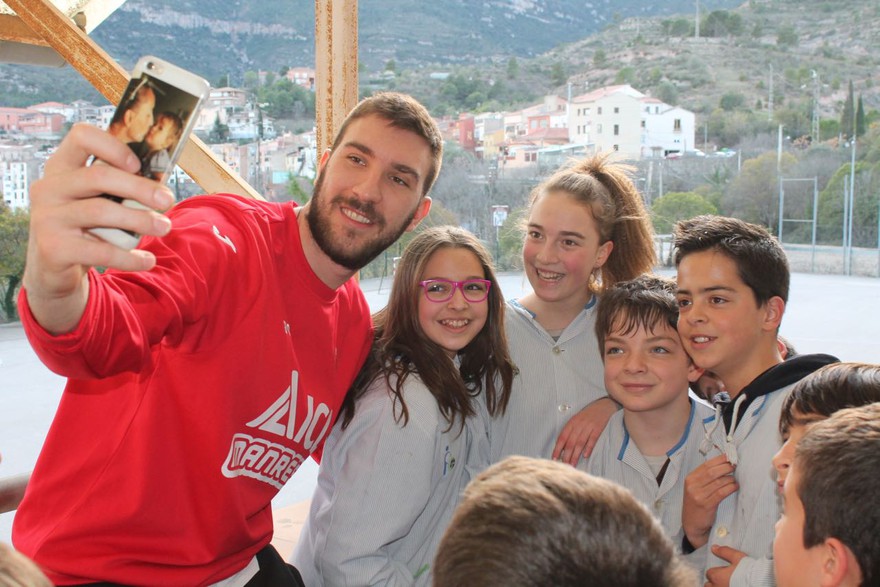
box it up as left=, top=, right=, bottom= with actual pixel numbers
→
left=0, top=0, right=125, bottom=66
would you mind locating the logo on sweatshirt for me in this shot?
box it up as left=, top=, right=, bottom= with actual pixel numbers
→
left=221, top=370, right=334, bottom=489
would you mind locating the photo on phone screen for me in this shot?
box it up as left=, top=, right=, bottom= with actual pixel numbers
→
left=89, top=56, right=208, bottom=249
left=109, top=66, right=202, bottom=184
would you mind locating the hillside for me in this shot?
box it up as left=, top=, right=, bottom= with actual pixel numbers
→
left=0, top=0, right=742, bottom=105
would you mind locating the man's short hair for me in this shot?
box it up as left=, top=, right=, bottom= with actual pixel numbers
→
left=795, top=402, right=880, bottom=587
left=330, top=92, right=443, bottom=197
left=673, top=215, right=789, bottom=306
left=594, top=274, right=679, bottom=355
left=433, top=456, right=696, bottom=587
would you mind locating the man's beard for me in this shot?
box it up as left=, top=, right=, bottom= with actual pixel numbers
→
left=307, top=172, right=420, bottom=271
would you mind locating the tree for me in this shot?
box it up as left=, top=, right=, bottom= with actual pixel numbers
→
left=720, top=92, right=746, bottom=111
left=840, top=80, right=855, bottom=139
left=550, top=62, right=567, bottom=86
left=701, top=11, right=744, bottom=37
left=657, top=82, right=679, bottom=106
left=287, top=174, right=312, bottom=205
left=816, top=161, right=880, bottom=247
left=650, top=192, right=717, bottom=234
left=506, top=57, right=519, bottom=79
left=243, top=70, right=260, bottom=90
left=592, top=49, right=607, bottom=68
left=776, top=25, right=798, bottom=47
left=0, top=204, right=28, bottom=322
left=384, top=59, right=396, bottom=73
left=216, top=74, right=229, bottom=88
left=856, top=95, right=866, bottom=138
left=722, top=151, right=796, bottom=230
left=207, top=113, right=230, bottom=143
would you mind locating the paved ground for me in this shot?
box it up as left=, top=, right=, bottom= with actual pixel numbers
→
left=2, top=270, right=879, bottom=546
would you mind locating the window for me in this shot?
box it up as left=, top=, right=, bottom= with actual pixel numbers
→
left=614, top=107, right=619, bottom=114
left=597, top=123, right=603, bottom=133
left=597, top=107, right=602, bottom=115
left=641, top=120, right=646, bottom=128
left=674, top=119, right=682, bottom=131
left=613, top=124, right=619, bottom=136
left=613, top=144, right=619, bottom=151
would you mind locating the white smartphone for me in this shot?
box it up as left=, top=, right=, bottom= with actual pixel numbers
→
left=89, top=56, right=210, bottom=249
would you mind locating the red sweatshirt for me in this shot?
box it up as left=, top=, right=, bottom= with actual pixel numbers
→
left=14, top=194, right=372, bottom=586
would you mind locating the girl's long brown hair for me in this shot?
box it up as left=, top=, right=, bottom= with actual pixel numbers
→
left=339, top=226, right=515, bottom=431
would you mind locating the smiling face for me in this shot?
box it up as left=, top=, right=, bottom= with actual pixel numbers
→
left=145, top=116, right=178, bottom=151
left=603, top=320, right=697, bottom=416
left=417, top=247, right=489, bottom=358
left=521, top=191, right=613, bottom=314
left=675, top=250, right=783, bottom=395
left=307, top=114, right=432, bottom=272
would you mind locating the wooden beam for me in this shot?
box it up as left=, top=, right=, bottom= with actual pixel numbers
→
left=3, top=0, right=263, bottom=200
left=0, top=14, right=50, bottom=45
left=314, top=0, right=359, bottom=154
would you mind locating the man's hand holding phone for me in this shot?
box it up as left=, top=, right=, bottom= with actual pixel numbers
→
left=22, top=124, right=175, bottom=335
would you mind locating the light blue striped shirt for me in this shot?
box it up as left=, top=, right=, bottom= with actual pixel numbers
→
left=584, top=395, right=715, bottom=568
left=489, top=298, right=607, bottom=462
left=292, top=372, right=484, bottom=586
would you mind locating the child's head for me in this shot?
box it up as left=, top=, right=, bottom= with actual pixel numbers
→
left=522, top=153, right=655, bottom=302
left=145, top=112, right=183, bottom=151
left=595, top=274, right=700, bottom=414
left=673, top=215, right=788, bottom=391
left=773, top=362, right=879, bottom=489
left=433, top=456, right=697, bottom=587
left=342, top=226, right=513, bottom=429
left=673, top=215, right=789, bottom=307
left=385, top=226, right=499, bottom=358
left=774, top=402, right=880, bottom=587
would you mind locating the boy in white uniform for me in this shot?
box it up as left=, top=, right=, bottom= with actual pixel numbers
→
left=585, top=274, right=712, bottom=555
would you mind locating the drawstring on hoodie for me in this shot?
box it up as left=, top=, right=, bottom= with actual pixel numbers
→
left=700, top=391, right=746, bottom=466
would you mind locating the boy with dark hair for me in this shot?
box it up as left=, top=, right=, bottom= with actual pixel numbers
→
left=673, top=215, right=837, bottom=586
left=586, top=274, right=711, bottom=554
left=774, top=402, right=880, bottom=587
left=433, top=456, right=697, bottom=587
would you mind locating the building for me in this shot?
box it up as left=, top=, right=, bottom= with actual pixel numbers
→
left=568, top=84, right=696, bottom=160
left=641, top=99, right=697, bottom=158
left=285, top=67, right=316, bottom=90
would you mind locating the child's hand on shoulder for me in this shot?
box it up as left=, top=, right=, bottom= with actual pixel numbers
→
left=552, top=397, right=618, bottom=466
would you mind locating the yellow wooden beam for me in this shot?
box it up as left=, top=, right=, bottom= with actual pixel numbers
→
left=3, top=0, right=263, bottom=200
left=314, top=0, right=359, bottom=154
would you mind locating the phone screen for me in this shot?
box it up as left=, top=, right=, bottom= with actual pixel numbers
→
left=89, top=57, right=208, bottom=249
left=108, top=70, right=202, bottom=185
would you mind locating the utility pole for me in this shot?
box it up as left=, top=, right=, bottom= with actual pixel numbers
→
left=694, top=0, right=700, bottom=39
left=768, top=64, right=774, bottom=122
left=811, top=69, right=820, bottom=142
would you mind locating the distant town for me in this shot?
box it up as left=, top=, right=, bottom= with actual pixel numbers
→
left=1, top=63, right=718, bottom=211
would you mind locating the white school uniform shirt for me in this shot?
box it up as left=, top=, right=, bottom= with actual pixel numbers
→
left=694, top=384, right=794, bottom=587
left=489, top=298, right=607, bottom=462
left=292, top=370, right=483, bottom=586
left=584, top=394, right=715, bottom=553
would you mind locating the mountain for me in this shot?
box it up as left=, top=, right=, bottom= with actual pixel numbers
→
left=0, top=0, right=743, bottom=105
